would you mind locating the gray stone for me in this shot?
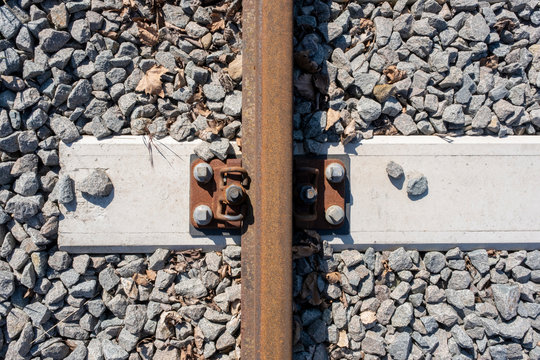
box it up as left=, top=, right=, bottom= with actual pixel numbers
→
left=526, top=250, right=540, bottom=270
left=39, top=29, right=71, bottom=53
left=13, top=172, right=40, bottom=196
left=492, top=283, right=520, bottom=320
left=459, top=14, right=489, bottom=42
left=203, top=83, right=226, bottom=102
left=447, top=270, right=471, bottom=290
left=5, top=194, right=43, bottom=221
left=223, top=91, right=242, bottom=117
left=442, top=104, right=465, bottom=125
left=374, top=17, right=393, bottom=47
left=209, top=138, right=231, bottom=161
left=70, top=279, right=97, bottom=298
left=357, top=97, right=381, bottom=122
left=394, top=114, right=418, bottom=135
left=451, top=324, right=474, bottom=349
left=79, top=169, right=113, bottom=197
left=0, top=7, right=22, bottom=39
left=407, top=173, right=428, bottom=197
left=386, top=161, right=404, bottom=179
left=472, top=106, right=492, bottom=129
left=13, top=87, right=40, bottom=111
left=0, top=270, right=15, bottom=300
left=427, top=303, right=459, bottom=327
left=467, top=249, right=489, bottom=274
left=392, top=302, right=413, bottom=327
left=175, top=277, right=208, bottom=298
left=99, top=266, right=120, bottom=292
left=50, top=116, right=81, bottom=143
left=125, top=304, right=147, bottom=334
left=102, top=339, right=129, bottom=360
left=148, top=248, right=170, bottom=271
left=388, top=332, right=412, bottom=360
left=198, top=318, right=225, bottom=341
left=361, top=331, right=386, bottom=356
left=24, top=301, right=50, bottom=325
left=51, top=174, right=75, bottom=204
left=340, top=250, right=362, bottom=268
left=389, top=248, right=413, bottom=271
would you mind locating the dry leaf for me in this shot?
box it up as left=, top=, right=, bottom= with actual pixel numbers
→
left=98, top=30, right=119, bottom=40
left=480, top=55, right=498, bottom=69
left=383, top=65, right=407, bottom=84
left=136, top=65, right=168, bottom=97
left=300, top=272, right=322, bottom=306
left=210, top=19, right=225, bottom=32
left=136, top=21, right=159, bottom=46
left=146, top=269, right=157, bottom=281
left=205, top=119, right=225, bottom=135
left=236, top=137, right=242, bottom=150
left=494, top=19, right=516, bottom=33
left=133, top=273, right=150, bottom=286
left=359, top=18, right=374, bottom=33
left=292, top=242, right=320, bottom=259
left=341, top=120, right=356, bottom=145
left=294, top=51, right=319, bottom=73
left=294, top=73, right=315, bottom=100
left=313, top=73, right=329, bottom=94
left=325, top=108, right=341, bottom=131
left=325, top=272, right=341, bottom=284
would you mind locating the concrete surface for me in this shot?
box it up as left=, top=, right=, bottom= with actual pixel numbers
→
left=58, top=136, right=241, bottom=253
left=60, top=136, right=540, bottom=252
left=299, top=136, right=540, bottom=250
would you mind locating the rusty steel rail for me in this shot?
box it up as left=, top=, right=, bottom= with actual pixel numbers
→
left=241, top=0, right=293, bottom=357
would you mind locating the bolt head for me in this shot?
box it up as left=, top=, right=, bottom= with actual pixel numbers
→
left=226, top=185, right=244, bottom=204
left=325, top=205, right=345, bottom=225
left=325, top=163, right=345, bottom=183
left=193, top=205, right=213, bottom=226
left=299, top=185, right=317, bottom=204
left=193, top=163, right=214, bottom=183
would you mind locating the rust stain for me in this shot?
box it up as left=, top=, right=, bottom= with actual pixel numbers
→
left=241, top=0, right=293, bottom=357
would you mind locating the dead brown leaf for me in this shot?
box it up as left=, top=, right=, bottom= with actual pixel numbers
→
left=341, top=120, right=356, bottom=145
left=292, top=243, right=320, bottom=259
left=98, top=30, right=119, bottom=40
left=205, top=119, right=225, bottom=135
left=294, top=73, right=315, bottom=100
left=136, top=65, right=168, bottom=97
left=313, top=73, right=329, bottom=94
left=325, top=108, right=341, bottom=131
left=480, top=55, right=498, bottom=69
left=210, top=19, right=225, bottom=32
left=146, top=269, right=157, bottom=281
left=136, top=21, right=159, bottom=46
left=133, top=273, right=150, bottom=286
left=383, top=65, right=407, bottom=84
left=300, top=272, right=322, bottom=306
left=294, top=51, right=319, bottom=73
left=359, top=18, right=374, bottom=33
left=236, top=137, right=242, bottom=150
left=494, top=19, right=516, bottom=33
left=325, top=272, right=341, bottom=284
left=218, top=263, right=231, bottom=279
left=179, top=249, right=203, bottom=263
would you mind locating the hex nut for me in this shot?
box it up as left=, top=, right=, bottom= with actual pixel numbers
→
left=325, top=205, right=345, bottom=225
left=193, top=163, right=214, bottom=183
left=193, top=205, right=213, bottom=226
left=325, top=163, right=345, bottom=183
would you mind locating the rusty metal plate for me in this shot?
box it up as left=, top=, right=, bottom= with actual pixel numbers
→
left=294, top=155, right=350, bottom=234
left=189, top=155, right=247, bottom=235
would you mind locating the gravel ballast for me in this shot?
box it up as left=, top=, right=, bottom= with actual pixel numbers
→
left=293, top=242, right=540, bottom=360
left=293, top=0, right=540, bottom=153
left=0, top=0, right=243, bottom=358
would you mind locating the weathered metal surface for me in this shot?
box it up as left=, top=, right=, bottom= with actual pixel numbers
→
left=294, top=157, right=348, bottom=231
left=241, top=0, right=293, bottom=356
left=189, top=157, right=248, bottom=232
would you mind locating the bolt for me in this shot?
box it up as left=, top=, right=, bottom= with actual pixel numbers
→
left=325, top=163, right=345, bottom=184
left=193, top=163, right=214, bottom=183
left=226, top=184, right=244, bottom=204
left=325, top=205, right=345, bottom=225
left=193, top=205, right=213, bottom=226
left=299, top=185, right=317, bottom=204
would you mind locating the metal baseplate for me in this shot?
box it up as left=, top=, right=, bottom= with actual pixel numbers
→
left=189, top=155, right=248, bottom=236
left=189, top=154, right=350, bottom=235
left=294, top=154, right=350, bottom=235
